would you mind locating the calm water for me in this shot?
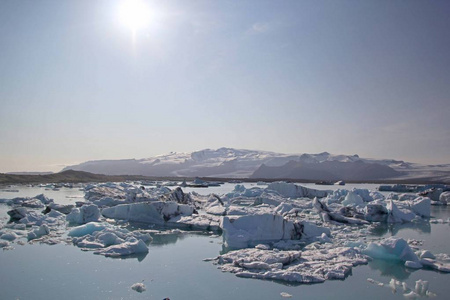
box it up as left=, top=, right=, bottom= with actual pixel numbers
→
left=1, top=184, right=449, bottom=299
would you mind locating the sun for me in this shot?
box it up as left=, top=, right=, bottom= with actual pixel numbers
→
left=118, top=0, right=152, bottom=32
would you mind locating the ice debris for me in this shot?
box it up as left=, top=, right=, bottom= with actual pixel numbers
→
left=93, top=238, right=148, bottom=257
left=213, top=246, right=368, bottom=283
left=131, top=282, right=146, bottom=293
left=69, top=222, right=151, bottom=257
left=66, top=204, right=100, bottom=224
left=367, top=277, right=437, bottom=298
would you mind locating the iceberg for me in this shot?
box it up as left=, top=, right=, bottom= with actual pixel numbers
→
left=27, top=224, right=50, bottom=240
left=213, top=246, right=368, bottom=283
left=439, top=191, right=450, bottom=205
left=220, top=212, right=330, bottom=249
left=68, top=222, right=107, bottom=237
left=266, top=182, right=329, bottom=199
left=93, top=238, right=149, bottom=257
left=363, top=237, right=420, bottom=263
left=131, top=282, right=146, bottom=293
left=101, top=201, right=194, bottom=225
left=66, top=204, right=101, bottom=224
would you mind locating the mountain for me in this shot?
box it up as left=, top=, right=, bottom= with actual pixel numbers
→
left=62, top=147, right=450, bottom=183
left=251, top=160, right=401, bottom=181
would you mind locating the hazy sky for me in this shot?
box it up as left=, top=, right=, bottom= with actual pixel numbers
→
left=1, top=0, right=449, bottom=172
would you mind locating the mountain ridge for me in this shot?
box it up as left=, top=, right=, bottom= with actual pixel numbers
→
left=62, top=147, right=450, bottom=183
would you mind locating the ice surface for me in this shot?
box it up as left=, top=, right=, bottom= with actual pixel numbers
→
left=131, top=282, right=146, bottom=293
left=214, top=246, right=368, bottom=283
left=220, top=212, right=329, bottom=249
left=266, top=182, right=328, bottom=199
left=101, top=201, right=194, bottom=225
left=48, top=203, right=75, bottom=214
left=386, top=200, right=416, bottom=223
left=27, top=224, right=50, bottom=240
left=93, top=238, right=148, bottom=257
left=363, top=237, right=420, bottom=262
left=71, top=224, right=152, bottom=251
left=19, top=210, right=66, bottom=226
left=439, top=191, right=450, bottom=205
left=66, top=204, right=100, bottom=224
left=68, top=222, right=107, bottom=237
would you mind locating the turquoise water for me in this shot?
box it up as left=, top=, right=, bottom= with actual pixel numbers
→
left=1, top=184, right=449, bottom=299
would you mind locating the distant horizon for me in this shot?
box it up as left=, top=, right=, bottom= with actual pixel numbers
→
left=2, top=146, right=448, bottom=173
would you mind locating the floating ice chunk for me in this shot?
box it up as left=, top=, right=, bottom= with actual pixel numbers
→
left=438, top=191, right=450, bottom=204
left=280, top=292, right=292, bottom=298
left=68, top=222, right=107, bottom=237
left=351, top=189, right=373, bottom=202
left=214, top=246, right=368, bottom=284
left=19, top=210, right=66, bottom=226
left=71, top=224, right=152, bottom=250
left=0, top=240, right=10, bottom=248
left=162, top=187, right=192, bottom=204
left=407, top=197, right=431, bottom=218
left=22, top=199, right=45, bottom=208
left=386, top=200, right=415, bottom=223
left=367, top=278, right=384, bottom=286
left=363, top=237, right=420, bottom=263
left=313, top=198, right=368, bottom=225
left=27, top=224, right=50, bottom=240
left=255, top=244, right=270, bottom=250
left=405, top=260, right=423, bottom=269
left=420, top=258, right=450, bottom=272
left=101, top=201, right=194, bottom=225
left=364, top=204, right=388, bottom=222
left=341, top=191, right=364, bottom=207
left=7, top=207, right=28, bottom=221
left=1, top=232, right=18, bottom=241
left=417, top=250, right=435, bottom=260
left=204, top=195, right=226, bottom=216
left=66, top=204, right=100, bottom=224
left=35, top=194, right=53, bottom=205
left=220, top=213, right=329, bottom=249
left=131, top=282, right=146, bottom=293
left=167, top=214, right=220, bottom=231
left=48, top=203, right=75, bottom=214
left=266, top=182, right=328, bottom=199
left=94, top=238, right=148, bottom=257
left=92, top=197, right=124, bottom=207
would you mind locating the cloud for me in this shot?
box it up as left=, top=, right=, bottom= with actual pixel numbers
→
left=247, top=22, right=270, bottom=34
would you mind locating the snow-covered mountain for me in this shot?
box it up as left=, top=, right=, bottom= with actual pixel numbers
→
left=62, top=147, right=450, bottom=182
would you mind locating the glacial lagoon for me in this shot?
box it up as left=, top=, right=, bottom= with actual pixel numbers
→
left=1, top=183, right=449, bottom=300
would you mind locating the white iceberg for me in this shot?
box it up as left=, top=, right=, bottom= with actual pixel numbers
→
left=93, top=237, right=149, bottom=257
left=27, top=224, right=50, bottom=240
left=68, top=222, right=108, bottom=237
left=214, top=246, right=368, bottom=283
left=220, top=212, right=329, bottom=249
left=266, top=182, right=328, bottom=199
left=101, top=201, right=194, bottom=225
left=66, top=204, right=101, bottom=224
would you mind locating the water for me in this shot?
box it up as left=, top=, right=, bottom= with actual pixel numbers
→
left=1, top=184, right=449, bottom=299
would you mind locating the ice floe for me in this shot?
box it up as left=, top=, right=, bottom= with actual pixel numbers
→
left=211, top=245, right=368, bottom=283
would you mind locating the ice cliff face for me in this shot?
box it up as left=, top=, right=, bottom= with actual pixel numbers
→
left=62, top=147, right=450, bottom=182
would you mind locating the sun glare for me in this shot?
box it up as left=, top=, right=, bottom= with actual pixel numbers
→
left=118, top=0, right=152, bottom=32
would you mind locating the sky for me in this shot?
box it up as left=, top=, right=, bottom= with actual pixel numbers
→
left=1, top=0, right=449, bottom=172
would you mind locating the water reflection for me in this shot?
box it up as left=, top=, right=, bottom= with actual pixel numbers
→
left=105, top=252, right=148, bottom=262
left=368, top=259, right=415, bottom=280
left=150, top=232, right=188, bottom=246
left=370, top=221, right=431, bottom=237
